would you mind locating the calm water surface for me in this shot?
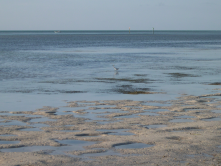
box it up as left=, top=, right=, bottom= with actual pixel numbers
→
left=0, top=30, right=221, bottom=111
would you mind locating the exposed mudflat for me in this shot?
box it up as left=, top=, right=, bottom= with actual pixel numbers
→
left=0, top=93, right=221, bottom=166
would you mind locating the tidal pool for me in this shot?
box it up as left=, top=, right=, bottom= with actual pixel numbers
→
left=0, top=141, right=20, bottom=144
left=143, top=124, right=167, bottom=129
left=175, top=115, right=195, bottom=118
left=0, top=140, right=96, bottom=154
left=114, top=143, right=154, bottom=149
left=169, top=119, right=194, bottom=123
left=212, top=110, right=221, bottom=114
left=97, top=129, right=134, bottom=136
left=20, top=128, right=43, bottom=131
left=201, top=117, right=221, bottom=121
left=0, top=134, right=17, bottom=137
left=0, top=120, right=27, bottom=126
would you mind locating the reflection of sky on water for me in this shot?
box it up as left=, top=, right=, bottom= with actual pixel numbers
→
left=97, top=129, right=134, bottom=136
left=0, top=141, right=20, bottom=144
left=212, top=110, right=221, bottom=114
left=1, top=44, right=221, bottom=112
left=0, top=120, right=27, bottom=126
left=115, top=143, right=154, bottom=149
left=170, top=119, right=194, bottom=123
left=0, top=139, right=95, bottom=153
left=201, top=118, right=221, bottom=122
left=143, top=124, right=167, bottom=129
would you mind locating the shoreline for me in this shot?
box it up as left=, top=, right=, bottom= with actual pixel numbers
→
left=0, top=92, right=221, bottom=165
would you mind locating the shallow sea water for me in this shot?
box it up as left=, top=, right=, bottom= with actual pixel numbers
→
left=0, top=30, right=221, bottom=155
left=0, top=139, right=96, bottom=153
left=1, top=31, right=221, bottom=112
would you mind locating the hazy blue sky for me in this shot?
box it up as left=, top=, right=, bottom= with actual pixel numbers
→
left=1, top=0, right=221, bottom=30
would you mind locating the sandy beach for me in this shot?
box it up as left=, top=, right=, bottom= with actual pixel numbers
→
left=0, top=91, right=221, bottom=166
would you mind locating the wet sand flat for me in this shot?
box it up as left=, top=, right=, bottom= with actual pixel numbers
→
left=0, top=93, right=221, bottom=166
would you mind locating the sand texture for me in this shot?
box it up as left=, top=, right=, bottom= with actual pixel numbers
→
left=0, top=93, right=221, bottom=166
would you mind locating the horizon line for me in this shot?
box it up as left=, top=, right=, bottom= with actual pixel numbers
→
left=0, top=29, right=221, bottom=31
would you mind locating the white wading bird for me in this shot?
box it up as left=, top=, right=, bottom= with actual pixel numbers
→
left=112, top=65, right=119, bottom=71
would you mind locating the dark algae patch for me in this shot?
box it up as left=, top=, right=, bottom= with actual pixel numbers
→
left=208, top=82, right=221, bottom=85
left=124, top=91, right=154, bottom=95
left=166, top=136, right=183, bottom=141
left=58, top=90, right=86, bottom=93
left=174, top=66, right=196, bottom=70
left=167, top=73, right=199, bottom=78
left=134, top=74, right=148, bottom=77
left=114, top=85, right=153, bottom=94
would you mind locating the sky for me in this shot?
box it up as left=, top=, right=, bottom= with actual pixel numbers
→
left=0, top=0, right=221, bottom=30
